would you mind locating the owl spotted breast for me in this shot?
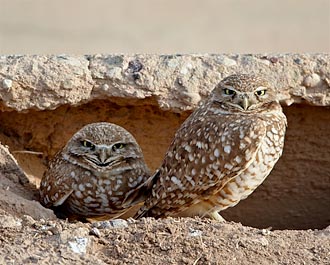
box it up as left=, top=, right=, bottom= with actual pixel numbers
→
left=137, top=74, right=287, bottom=221
left=40, top=122, right=150, bottom=221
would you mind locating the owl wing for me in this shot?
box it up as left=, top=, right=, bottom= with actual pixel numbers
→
left=39, top=154, right=75, bottom=208
left=137, top=114, right=267, bottom=217
left=122, top=171, right=155, bottom=207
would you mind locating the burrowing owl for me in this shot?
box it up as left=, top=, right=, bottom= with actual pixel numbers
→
left=40, top=122, right=150, bottom=221
left=137, top=74, right=287, bottom=221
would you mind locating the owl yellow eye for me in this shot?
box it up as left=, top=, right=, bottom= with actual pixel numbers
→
left=81, top=140, right=95, bottom=149
left=112, top=143, right=125, bottom=151
left=223, top=88, right=236, bottom=96
left=255, top=89, right=267, bottom=96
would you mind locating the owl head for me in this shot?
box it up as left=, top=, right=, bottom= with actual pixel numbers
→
left=211, top=74, right=278, bottom=112
left=62, top=122, right=144, bottom=172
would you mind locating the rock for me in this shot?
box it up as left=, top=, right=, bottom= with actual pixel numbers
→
left=21, top=215, right=36, bottom=226
left=259, top=228, right=271, bottom=236
left=188, top=228, right=203, bottom=237
left=0, top=215, right=22, bottom=228
left=60, top=227, right=91, bottom=255
left=92, top=219, right=129, bottom=229
left=89, top=227, right=101, bottom=238
left=304, top=73, right=321, bottom=87
left=68, top=237, right=89, bottom=255
left=0, top=55, right=93, bottom=111
left=2, top=79, right=12, bottom=90
left=0, top=54, right=329, bottom=111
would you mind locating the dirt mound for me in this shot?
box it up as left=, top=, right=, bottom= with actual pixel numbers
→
left=0, top=143, right=329, bottom=264
left=0, top=214, right=329, bottom=265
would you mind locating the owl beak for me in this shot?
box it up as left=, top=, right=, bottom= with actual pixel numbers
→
left=98, top=147, right=108, bottom=163
left=240, top=97, right=250, bottom=110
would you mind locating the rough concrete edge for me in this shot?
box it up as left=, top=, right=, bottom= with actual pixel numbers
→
left=0, top=54, right=329, bottom=112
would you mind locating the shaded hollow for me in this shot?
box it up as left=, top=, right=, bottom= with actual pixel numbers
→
left=0, top=100, right=329, bottom=230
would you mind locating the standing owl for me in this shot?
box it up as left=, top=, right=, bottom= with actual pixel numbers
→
left=136, top=74, right=287, bottom=221
left=40, top=122, right=150, bottom=221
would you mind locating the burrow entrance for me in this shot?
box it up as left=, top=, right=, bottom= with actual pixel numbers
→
left=0, top=99, right=329, bottom=230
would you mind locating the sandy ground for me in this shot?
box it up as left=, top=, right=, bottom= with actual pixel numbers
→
left=1, top=213, right=330, bottom=265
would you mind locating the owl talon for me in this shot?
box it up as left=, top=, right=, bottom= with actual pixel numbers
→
left=208, top=211, right=226, bottom=222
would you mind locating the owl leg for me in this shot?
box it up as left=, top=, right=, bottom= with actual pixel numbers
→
left=208, top=211, right=226, bottom=222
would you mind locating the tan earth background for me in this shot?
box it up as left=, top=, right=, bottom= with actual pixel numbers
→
left=0, top=1, right=330, bottom=264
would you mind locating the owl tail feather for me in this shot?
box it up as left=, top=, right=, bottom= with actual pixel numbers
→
left=123, top=170, right=161, bottom=219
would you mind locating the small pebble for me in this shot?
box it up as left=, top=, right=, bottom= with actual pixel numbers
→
left=92, top=219, right=128, bottom=229
left=269, top=57, right=279, bottom=63
left=68, top=237, right=89, bottom=255
left=90, top=227, right=101, bottom=237
left=188, top=228, right=203, bottom=237
left=259, top=228, right=271, bottom=236
left=2, top=79, right=13, bottom=89
left=127, top=60, right=143, bottom=73
left=102, top=84, right=109, bottom=91
left=21, top=215, right=36, bottom=226
left=41, top=101, right=51, bottom=108
left=109, top=219, right=129, bottom=228
left=303, top=73, right=321, bottom=87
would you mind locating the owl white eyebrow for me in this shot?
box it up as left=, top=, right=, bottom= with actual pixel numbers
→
left=255, top=86, right=268, bottom=91
left=111, top=141, right=127, bottom=145
left=222, top=86, right=239, bottom=93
